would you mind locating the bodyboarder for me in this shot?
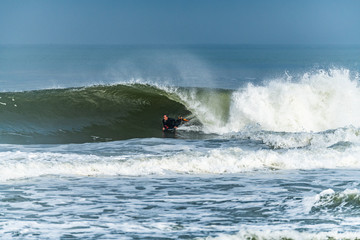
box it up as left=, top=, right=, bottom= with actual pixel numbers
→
left=162, top=115, right=189, bottom=131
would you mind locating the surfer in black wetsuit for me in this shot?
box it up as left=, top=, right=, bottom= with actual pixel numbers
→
left=162, top=115, right=189, bottom=131
left=162, top=114, right=177, bottom=131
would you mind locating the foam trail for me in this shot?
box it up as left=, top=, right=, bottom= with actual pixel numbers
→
left=239, top=126, right=360, bottom=149
left=2, top=143, right=360, bottom=181
left=203, top=229, right=360, bottom=240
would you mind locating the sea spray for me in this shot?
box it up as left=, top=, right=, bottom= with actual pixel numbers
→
left=226, top=68, right=360, bottom=133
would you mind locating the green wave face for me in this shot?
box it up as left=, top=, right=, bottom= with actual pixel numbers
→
left=0, top=84, right=194, bottom=144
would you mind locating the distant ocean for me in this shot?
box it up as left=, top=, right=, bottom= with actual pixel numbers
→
left=1, top=44, right=360, bottom=239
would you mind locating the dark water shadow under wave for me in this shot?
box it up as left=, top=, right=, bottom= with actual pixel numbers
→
left=0, top=83, right=199, bottom=144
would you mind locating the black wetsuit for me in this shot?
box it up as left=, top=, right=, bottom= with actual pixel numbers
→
left=162, top=118, right=176, bottom=130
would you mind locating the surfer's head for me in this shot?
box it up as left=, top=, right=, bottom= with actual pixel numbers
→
left=163, top=114, right=168, bottom=121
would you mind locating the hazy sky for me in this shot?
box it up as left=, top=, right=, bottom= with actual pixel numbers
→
left=1, top=0, right=360, bottom=45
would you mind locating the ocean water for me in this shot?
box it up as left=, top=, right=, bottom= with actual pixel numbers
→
left=1, top=44, right=360, bottom=239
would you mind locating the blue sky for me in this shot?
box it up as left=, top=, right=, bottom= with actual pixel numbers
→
left=1, top=0, right=360, bottom=44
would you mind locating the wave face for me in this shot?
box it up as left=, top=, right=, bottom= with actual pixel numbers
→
left=0, top=84, right=191, bottom=144
left=0, top=68, right=359, bottom=144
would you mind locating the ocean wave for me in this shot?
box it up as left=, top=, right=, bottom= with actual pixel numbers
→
left=307, top=188, right=360, bottom=215
left=0, top=83, right=192, bottom=144
left=2, top=143, right=360, bottom=181
left=0, top=68, right=359, bottom=144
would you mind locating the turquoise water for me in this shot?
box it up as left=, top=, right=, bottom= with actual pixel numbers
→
left=1, top=45, right=360, bottom=239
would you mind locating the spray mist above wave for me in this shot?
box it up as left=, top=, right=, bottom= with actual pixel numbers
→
left=223, top=68, right=360, bottom=133
left=105, top=50, right=218, bottom=89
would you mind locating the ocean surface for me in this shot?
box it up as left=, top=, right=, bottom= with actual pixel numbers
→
left=1, top=44, right=360, bottom=239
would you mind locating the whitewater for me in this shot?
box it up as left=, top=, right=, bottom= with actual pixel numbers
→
left=1, top=44, right=360, bottom=239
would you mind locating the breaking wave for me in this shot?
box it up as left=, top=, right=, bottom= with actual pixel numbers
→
left=0, top=68, right=359, bottom=144
left=1, top=139, right=360, bottom=181
left=309, top=188, right=360, bottom=215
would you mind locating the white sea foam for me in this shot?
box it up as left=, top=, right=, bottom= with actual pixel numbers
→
left=303, top=188, right=360, bottom=214
left=239, top=125, right=360, bottom=149
left=202, top=229, right=360, bottom=240
left=226, top=69, right=360, bottom=133
left=2, top=142, right=360, bottom=181
left=180, top=69, right=360, bottom=134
